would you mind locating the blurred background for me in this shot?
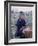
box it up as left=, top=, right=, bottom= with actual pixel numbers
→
left=10, top=6, right=32, bottom=39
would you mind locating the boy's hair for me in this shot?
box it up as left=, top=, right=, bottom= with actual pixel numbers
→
left=19, top=11, right=24, bottom=16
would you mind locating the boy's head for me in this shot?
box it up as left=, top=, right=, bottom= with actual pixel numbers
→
left=19, top=11, right=25, bottom=19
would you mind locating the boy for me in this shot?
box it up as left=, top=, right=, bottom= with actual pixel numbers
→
left=15, top=11, right=26, bottom=38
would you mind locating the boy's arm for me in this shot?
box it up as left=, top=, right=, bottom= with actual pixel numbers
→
left=16, top=20, right=19, bottom=26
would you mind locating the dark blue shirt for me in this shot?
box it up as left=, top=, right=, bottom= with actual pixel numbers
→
left=16, top=19, right=26, bottom=31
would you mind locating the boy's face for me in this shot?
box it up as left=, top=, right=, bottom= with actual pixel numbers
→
left=20, top=15, right=25, bottom=19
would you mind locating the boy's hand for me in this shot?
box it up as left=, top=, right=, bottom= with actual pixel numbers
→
left=20, top=26, right=24, bottom=31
